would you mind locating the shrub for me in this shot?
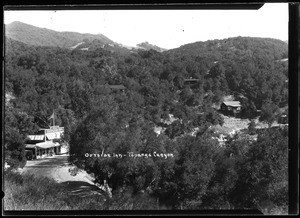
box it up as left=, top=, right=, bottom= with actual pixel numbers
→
left=3, top=171, right=105, bottom=210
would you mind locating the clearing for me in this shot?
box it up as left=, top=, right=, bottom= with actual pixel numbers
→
left=19, top=155, right=107, bottom=198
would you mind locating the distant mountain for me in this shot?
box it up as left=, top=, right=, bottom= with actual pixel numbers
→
left=5, top=21, right=170, bottom=55
left=166, top=36, right=288, bottom=61
left=136, top=41, right=167, bottom=52
left=67, top=39, right=133, bottom=55
left=5, top=21, right=116, bottom=49
left=5, top=21, right=134, bottom=56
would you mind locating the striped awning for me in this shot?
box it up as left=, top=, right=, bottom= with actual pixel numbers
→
left=45, top=132, right=61, bottom=140
left=28, top=135, right=45, bottom=141
left=28, top=133, right=62, bottom=141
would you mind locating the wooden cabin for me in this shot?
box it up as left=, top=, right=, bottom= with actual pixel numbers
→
left=184, top=78, right=200, bottom=88
left=221, top=101, right=242, bottom=115
left=109, top=85, right=126, bottom=93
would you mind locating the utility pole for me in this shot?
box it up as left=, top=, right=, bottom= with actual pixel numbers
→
left=33, top=114, right=50, bottom=128
left=53, top=110, right=55, bottom=127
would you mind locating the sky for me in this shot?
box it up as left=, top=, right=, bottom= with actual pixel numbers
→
left=4, top=3, right=288, bottom=50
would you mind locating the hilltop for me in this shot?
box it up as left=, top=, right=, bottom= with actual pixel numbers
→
left=5, top=21, right=115, bottom=48
left=136, top=41, right=167, bottom=52
left=5, top=21, right=167, bottom=55
left=166, top=36, right=288, bottom=61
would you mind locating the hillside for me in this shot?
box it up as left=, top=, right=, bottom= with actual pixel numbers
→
left=166, top=36, right=288, bottom=61
left=136, top=41, right=167, bottom=52
left=5, top=21, right=115, bottom=49
left=163, top=36, right=288, bottom=109
left=5, top=22, right=169, bottom=56
left=4, top=29, right=289, bottom=212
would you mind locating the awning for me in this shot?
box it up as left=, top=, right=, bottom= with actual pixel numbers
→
left=25, top=144, right=37, bottom=149
left=35, top=141, right=56, bottom=149
left=46, top=132, right=62, bottom=140
left=25, top=141, right=60, bottom=149
left=28, top=135, right=45, bottom=141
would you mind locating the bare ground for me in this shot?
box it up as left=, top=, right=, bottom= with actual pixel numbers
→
left=220, top=115, right=280, bottom=133
left=19, top=155, right=107, bottom=198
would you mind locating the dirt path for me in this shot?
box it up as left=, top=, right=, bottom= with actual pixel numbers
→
left=220, top=115, right=281, bottom=133
left=20, top=155, right=107, bottom=198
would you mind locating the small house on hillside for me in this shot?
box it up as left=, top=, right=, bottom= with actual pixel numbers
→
left=278, top=114, right=288, bottom=124
left=221, top=101, right=242, bottom=115
left=99, top=84, right=126, bottom=94
left=109, top=85, right=126, bottom=92
left=184, top=78, right=200, bottom=87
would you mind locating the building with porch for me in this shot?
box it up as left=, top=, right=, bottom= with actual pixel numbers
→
left=25, top=126, right=64, bottom=160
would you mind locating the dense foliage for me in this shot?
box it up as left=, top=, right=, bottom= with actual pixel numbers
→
left=4, top=34, right=288, bottom=212
left=4, top=171, right=159, bottom=210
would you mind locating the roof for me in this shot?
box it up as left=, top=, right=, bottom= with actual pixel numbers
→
left=222, top=101, right=241, bottom=107
left=25, top=144, right=37, bottom=149
left=109, top=85, right=126, bottom=90
left=36, top=141, right=57, bottom=149
left=40, top=126, right=64, bottom=131
left=26, top=141, right=58, bottom=149
left=98, top=84, right=126, bottom=91
left=184, top=78, right=199, bottom=82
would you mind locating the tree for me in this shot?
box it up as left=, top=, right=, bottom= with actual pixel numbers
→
left=240, top=98, right=257, bottom=119
left=248, top=119, right=256, bottom=135
left=200, top=147, right=238, bottom=209
left=4, top=128, right=27, bottom=169
left=69, top=95, right=167, bottom=194
left=55, top=107, right=77, bottom=142
left=205, top=63, right=228, bottom=93
left=4, top=36, right=289, bottom=211
left=67, top=79, right=92, bottom=119
left=230, top=127, right=288, bottom=212
left=259, top=101, right=279, bottom=127
left=4, top=101, right=39, bottom=169
left=164, top=120, right=184, bottom=139
left=170, top=133, right=218, bottom=209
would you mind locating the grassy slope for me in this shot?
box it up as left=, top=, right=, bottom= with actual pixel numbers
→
left=5, top=21, right=114, bottom=48
left=3, top=171, right=106, bottom=210
left=3, top=171, right=159, bottom=210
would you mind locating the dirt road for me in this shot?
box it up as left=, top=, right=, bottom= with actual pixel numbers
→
left=20, top=155, right=107, bottom=198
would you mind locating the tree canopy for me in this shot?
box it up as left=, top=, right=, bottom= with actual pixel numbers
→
left=4, top=36, right=288, bottom=212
